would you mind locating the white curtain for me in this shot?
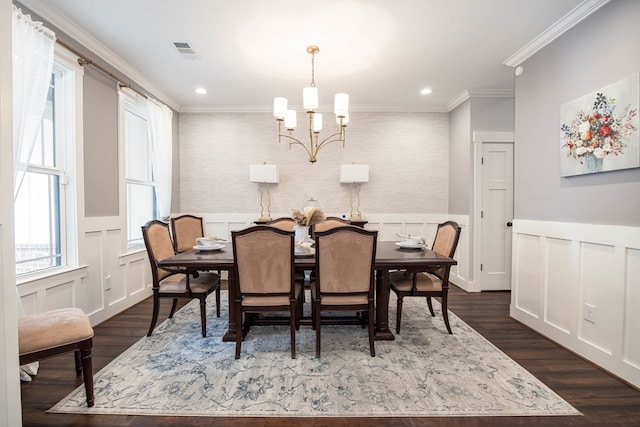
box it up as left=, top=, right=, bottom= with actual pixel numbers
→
left=12, top=5, right=56, bottom=381
left=12, top=5, right=56, bottom=199
left=147, top=98, right=173, bottom=219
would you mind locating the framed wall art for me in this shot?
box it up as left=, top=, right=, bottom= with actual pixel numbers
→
left=560, top=73, right=639, bottom=177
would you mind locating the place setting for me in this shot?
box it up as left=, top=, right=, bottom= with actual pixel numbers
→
left=395, top=233, right=427, bottom=250
left=193, top=236, right=227, bottom=251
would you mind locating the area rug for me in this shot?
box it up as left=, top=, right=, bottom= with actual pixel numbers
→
left=50, top=291, right=580, bottom=417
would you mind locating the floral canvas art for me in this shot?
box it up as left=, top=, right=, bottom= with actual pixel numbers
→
left=560, top=73, right=639, bottom=176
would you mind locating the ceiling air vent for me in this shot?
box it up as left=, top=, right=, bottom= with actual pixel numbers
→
left=172, top=41, right=200, bottom=60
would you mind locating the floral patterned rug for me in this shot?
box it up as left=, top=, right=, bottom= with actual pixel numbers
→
left=50, top=291, right=579, bottom=417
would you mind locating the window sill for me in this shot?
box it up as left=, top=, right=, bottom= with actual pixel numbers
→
left=17, top=264, right=89, bottom=287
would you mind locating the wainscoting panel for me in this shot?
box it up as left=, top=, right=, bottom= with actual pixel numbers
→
left=544, top=238, right=574, bottom=335
left=624, top=248, right=640, bottom=371
left=511, top=219, right=640, bottom=388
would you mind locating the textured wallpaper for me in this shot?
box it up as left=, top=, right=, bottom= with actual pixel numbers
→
left=179, top=111, right=449, bottom=216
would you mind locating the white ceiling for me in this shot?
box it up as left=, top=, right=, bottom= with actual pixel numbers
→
left=20, top=0, right=605, bottom=113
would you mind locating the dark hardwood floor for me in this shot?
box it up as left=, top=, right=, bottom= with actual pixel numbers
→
left=21, top=284, right=640, bottom=426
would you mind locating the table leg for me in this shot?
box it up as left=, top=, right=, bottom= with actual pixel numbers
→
left=222, top=269, right=238, bottom=342
left=375, top=269, right=395, bottom=341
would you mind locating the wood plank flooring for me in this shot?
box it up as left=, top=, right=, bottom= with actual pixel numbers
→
left=20, top=284, right=640, bottom=426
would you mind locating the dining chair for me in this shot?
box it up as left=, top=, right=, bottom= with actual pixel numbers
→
left=170, top=214, right=205, bottom=253
left=142, top=220, right=221, bottom=338
left=311, top=216, right=350, bottom=236
left=171, top=214, right=222, bottom=316
left=312, top=226, right=378, bottom=358
left=265, top=217, right=296, bottom=231
left=231, top=225, right=303, bottom=359
left=389, top=220, right=461, bottom=334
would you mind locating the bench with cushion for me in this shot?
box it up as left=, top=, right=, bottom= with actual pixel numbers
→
left=18, top=307, right=95, bottom=407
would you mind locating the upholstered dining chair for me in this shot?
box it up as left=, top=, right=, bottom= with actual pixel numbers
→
left=311, top=216, right=350, bottom=236
left=231, top=225, right=303, bottom=359
left=142, top=220, right=221, bottom=338
left=171, top=214, right=222, bottom=316
left=389, top=221, right=461, bottom=334
left=265, top=217, right=296, bottom=231
left=312, top=226, right=378, bottom=358
left=171, top=214, right=205, bottom=253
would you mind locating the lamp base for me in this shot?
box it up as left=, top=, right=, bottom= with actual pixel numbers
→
left=349, top=214, right=363, bottom=222
left=257, top=215, right=273, bottom=222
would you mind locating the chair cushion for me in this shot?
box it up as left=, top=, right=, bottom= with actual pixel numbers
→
left=159, top=272, right=220, bottom=294
left=18, top=307, right=94, bottom=355
left=242, top=283, right=302, bottom=307
left=390, top=272, right=442, bottom=292
left=310, top=283, right=368, bottom=305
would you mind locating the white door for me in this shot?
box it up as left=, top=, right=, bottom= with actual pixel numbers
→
left=481, top=143, right=514, bottom=291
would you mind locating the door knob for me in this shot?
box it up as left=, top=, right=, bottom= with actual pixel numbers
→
left=506, top=221, right=513, bottom=227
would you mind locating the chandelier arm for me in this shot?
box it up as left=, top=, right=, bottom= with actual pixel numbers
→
left=277, top=132, right=315, bottom=160
left=316, top=130, right=346, bottom=151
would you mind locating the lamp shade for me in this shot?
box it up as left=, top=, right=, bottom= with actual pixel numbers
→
left=249, top=164, right=279, bottom=183
left=339, top=164, right=369, bottom=183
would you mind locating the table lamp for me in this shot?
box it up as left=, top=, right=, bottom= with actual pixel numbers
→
left=339, top=164, right=369, bottom=221
left=249, top=164, right=279, bottom=221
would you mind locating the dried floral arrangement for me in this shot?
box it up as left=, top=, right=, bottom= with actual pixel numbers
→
left=291, top=206, right=325, bottom=227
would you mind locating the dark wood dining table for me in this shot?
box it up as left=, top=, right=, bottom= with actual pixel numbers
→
left=157, top=241, right=457, bottom=342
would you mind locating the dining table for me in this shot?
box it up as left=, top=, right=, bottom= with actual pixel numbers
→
left=157, top=240, right=457, bottom=342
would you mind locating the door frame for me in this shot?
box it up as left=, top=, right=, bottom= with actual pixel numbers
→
left=472, top=131, right=514, bottom=292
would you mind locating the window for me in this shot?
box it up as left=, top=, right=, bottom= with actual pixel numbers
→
left=124, top=98, right=157, bottom=250
left=14, top=54, right=79, bottom=276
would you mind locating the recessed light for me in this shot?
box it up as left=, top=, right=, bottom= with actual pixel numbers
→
left=420, top=87, right=432, bottom=95
left=195, top=87, right=207, bottom=95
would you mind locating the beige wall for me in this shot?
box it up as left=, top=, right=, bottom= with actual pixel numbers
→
left=179, top=111, right=449, bottom=217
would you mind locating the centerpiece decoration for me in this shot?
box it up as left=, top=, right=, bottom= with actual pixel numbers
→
left=291, top=206, right=325, bottom=253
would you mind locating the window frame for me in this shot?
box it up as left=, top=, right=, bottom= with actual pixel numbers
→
left=119, top=88, right=158, bottom=252
left=15, top=44, right=83, bottom=281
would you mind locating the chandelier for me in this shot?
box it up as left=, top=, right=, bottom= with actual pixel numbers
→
left=273, top=46, right=349, bottom=163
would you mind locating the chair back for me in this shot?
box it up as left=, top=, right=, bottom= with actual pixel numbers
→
left=312, top=216, right=350, bottom=235
left=266, top=217, right=296, bottom=231
left=315, top=226, right=377, bottom=295
left=171, top=215, right=204, bottom=253
left=430, top=221, right=461, bottom=279
left=142, top=220, right=176, bottom=283
left=232, top=226, right=296, bottom=297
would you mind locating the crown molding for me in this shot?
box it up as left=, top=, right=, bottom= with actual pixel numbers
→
left=503, top=0, right=610, bottom=67
left=180, top=104, right=450, bottom=114
left=446, top=89, right=514, bottom=112
left=19, top=0, right=181, bottom=111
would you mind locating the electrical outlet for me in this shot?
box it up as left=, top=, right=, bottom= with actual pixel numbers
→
left=584, top=303, right=596, bottom=323
left=104, top=275, right=112, bottom=291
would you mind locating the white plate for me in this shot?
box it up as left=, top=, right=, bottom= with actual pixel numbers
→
left=295, top=247, right=315, bottom=257
left=395, top=241, right=426, bottom=249
left=193, top=243, right=225, bottom=251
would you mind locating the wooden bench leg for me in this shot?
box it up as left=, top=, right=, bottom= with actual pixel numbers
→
left=79, top=340, right=94, bottom=407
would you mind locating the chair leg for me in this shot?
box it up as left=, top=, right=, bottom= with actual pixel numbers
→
left=396, top=295, right=404, bottom=334
left=168, top=298, right=179, bottom=318
left=315, top=302, right=321, bottom=358
left=199, top=296, right=207, bottom=338
left=426, top=296, right=435, bottom=317
left=147, top=293, right=161, bottom=337
left=79, top=342, right=94, bottom=407
left=441, top=293, right=453, bottom=334
left=368, top=303, right=376, bottom=357
left=290, top=303, right=296, bottom=359
left=235, top=304, right=243, bottom=359
left=215, top=286, right=221, bottom=317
